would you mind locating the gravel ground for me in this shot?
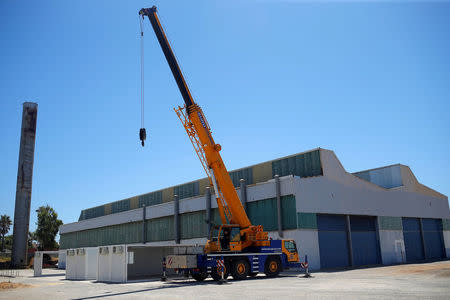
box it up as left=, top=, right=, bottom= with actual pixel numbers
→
left=0, top=260, right=449, bottom=299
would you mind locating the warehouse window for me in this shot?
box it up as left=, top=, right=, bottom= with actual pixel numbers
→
left=229, top=167, right=253, bottom=187
left=111, top=199, right=130, bottom=214
left=272, top=150, right=322, bottom=178
left=174, top=182, right=199, bottom=199
left=139, top=191, right=162, bottom=207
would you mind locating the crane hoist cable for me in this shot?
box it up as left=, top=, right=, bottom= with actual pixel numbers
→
left=139, top=15, right=147, bottom=147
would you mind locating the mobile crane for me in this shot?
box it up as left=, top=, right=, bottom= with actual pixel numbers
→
left=139, top=6, right=300, bottom=281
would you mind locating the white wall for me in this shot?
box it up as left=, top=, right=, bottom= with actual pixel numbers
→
left=97, top=245, right=127, bottom=283
left=111, top=246, right=127, bottom=282
left=97, top=246, right=111, bottom=282
left=65, top=250, right=77, bottom=280
left=86, top=248, right=98, bottom=280
left=305, top=149, right=450, bottom=218
left=294, top=176, right=450, bottom=218
left=378, top=230, right=405, bottom=265
left=278, top=230, right=321, bottom=271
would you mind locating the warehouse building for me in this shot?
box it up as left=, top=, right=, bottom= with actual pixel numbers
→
left=59, top=148, right=450, bottom=274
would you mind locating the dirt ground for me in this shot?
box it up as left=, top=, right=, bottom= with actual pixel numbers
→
left=0, top=281, right=32, bottom=290
left=0, top=260, right=449, bottom=299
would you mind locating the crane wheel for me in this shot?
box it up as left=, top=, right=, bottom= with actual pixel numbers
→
left=264, top=257, right=281, bottom=278
left=211, top=262, right=230, bottom=281
left=191, top=271, right=208, bottom=282
left=231, top=259, right=250, bottom=280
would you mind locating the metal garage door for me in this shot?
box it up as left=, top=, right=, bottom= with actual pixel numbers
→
left=422, top=219, right=445, bottom=259
left=350, top=216, right=381, bottom=266
left=318, top=214, right=350, bottom=269
left=402, top=218, right=425, bottom=262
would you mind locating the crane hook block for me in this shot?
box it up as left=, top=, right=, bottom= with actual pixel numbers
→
left=139, top=128, right=147, bottom=147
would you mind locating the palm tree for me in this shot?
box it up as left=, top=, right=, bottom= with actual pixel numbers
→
left=0, top=215, right=12, bottom=252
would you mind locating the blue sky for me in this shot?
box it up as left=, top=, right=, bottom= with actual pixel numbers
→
left=1, top=1, right=449, bottom=233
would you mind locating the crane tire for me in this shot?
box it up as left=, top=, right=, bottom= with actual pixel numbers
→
left=191, top=270, right=208, bottom=282
left=264, top=256, right=281, bottom=278
left=231, top=259, right=250, bottom=280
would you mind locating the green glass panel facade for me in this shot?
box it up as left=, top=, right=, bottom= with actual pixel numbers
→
left=229, top=167, right=253, bottom=187
left=78, top=205, right=105, bottom=221
left=272, top=150, right=322, bottom=178
left=174, top=182, right=199, bottom=200
left=211, top=208, right=223, bottom=227
left=139, top=191, right=162, bottom=207
left=146, top=216, right=174, bottom=242
left=247, top=198, right=278, bottom=231
left=281, top=195, right=297, bottom=230
left=63, top=195, right=297, bottom=249
left=180, top=211, right=207, bottom=239
left=378, top=216, right=403, bottom=230
left=297, top=213, right=317, bottom=229
left=60, top=221, right=142, bottom=249
left=111, top=199, right=130, bottom=214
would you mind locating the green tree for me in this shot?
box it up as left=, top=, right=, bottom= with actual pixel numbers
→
left=0, top=215, right=12, bottom=252
left=35, top=206, right=63, bottom=250
left=4, top=235, right=13, bottom=251
left=28, top=231, right=37, bottom=249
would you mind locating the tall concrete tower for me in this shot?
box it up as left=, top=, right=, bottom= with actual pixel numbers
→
left=11, top=102, right=38, bottom=268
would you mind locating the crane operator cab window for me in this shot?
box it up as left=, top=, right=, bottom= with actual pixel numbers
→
left=284, top=240, right=297, bottom=253
left=283, top=240, right=299, bottom=262
left=219, top=226, right=241, bottom=251
left=220, top=227, right=231, bottom=250
left=230, top=227, right=241, bottom=242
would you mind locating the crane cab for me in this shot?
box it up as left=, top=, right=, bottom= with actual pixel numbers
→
left=205, top=224, right=242, bottom=253
left=282, top=239, right=299, bottom=262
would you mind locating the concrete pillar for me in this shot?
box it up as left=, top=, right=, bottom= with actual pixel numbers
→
left=174, top=195, right=180, bottom=244
left=346, top=215, right=354, bottom=266
left=205, top=187, right=211, bottom=237
left=439, top=220, right=446, bottom=259
left=275, top=175, right=283, bottom=237
left=419, top=218, right=427, bottom=259
left=239, top=179, right=247, bottom=212
left=12, top=102, right=38, bottom=268
left=374, top=217, right=382, bottom=262
left=142, top=205, right=146, bottom=244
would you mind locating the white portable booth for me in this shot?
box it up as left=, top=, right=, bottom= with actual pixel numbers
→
left=65, top=243, right=202, bottom=283
left=97, top=244, right=180, bottom=283
left=97, top=245, right=127, bottom=282
left=65, top=247, right=99, bottom=280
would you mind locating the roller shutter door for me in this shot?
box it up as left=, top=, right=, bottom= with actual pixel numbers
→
left=422, top=219, right=445, bottom=259
left=402, top=218, right=425, bottom=262
left=350, top=216, right=381, bottom=266
left=318, top=214, right=349, bottom=269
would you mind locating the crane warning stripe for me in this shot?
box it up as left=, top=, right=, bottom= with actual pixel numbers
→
left=216, top=259, right=224, bottom=268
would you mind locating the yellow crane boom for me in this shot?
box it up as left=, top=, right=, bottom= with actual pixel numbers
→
left=139, top=6, right=269, bottom=252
